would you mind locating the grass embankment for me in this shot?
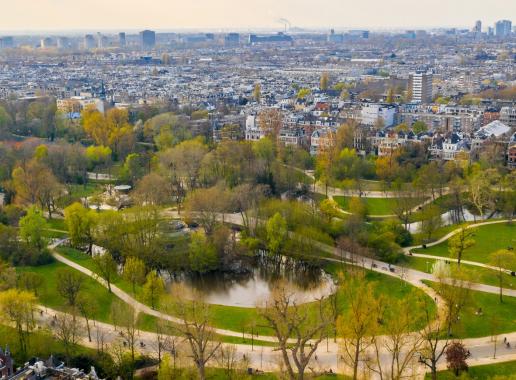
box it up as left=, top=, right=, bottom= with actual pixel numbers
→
left=412, top=223, right=516, bottom=264
left=334, top=196, right=426, bottom=216
left=16, top=260, right=117, bottom=323
left=58, top=247, right=436, bottom=337
left=425, top=360, right=516, bottom=379
left=404, top=257, right=515, bottom=289
left=424, top=281, right=516, bottom=338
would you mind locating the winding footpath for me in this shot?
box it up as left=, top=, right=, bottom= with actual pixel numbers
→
left=46, top=213, right=516, bottom=378
left=404, top=219, right=516, bottom=276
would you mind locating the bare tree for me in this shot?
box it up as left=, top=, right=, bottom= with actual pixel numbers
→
left=259, top=281, right=332, bottom=380
left=54, top=310, right=83, bottom=364
left=169, top=284, right=221, bottom=380
left=368, top=291, right=423, bottom=380
left=216, top=344, right=249, bottom=380
left=111, top=301, right=139, bottom=373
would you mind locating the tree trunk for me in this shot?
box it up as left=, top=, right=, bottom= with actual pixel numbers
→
left=353, top=341, right=360, bottom=380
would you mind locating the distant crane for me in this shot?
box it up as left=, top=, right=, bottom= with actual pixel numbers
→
left=276, top=18, right=291, bottom=33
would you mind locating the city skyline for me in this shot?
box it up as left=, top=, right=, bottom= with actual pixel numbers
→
left=0, top=0, right=514, bottom=32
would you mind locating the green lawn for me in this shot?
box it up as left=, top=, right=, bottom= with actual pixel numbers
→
left=68, top=182, right=105, bottom=199
left=404, top=257, right=516, bottom=289
left=334, top=196, right=426, bottom=216
left=46, top=218, right=67, bottom=231
left=16, top=261, right=117, bottom=323
left=411, top=222, right=474, bottom=246
left=424, top=281, right=516, bottom=338
left=0, top=325, right=97, bottom=365
left=425, top=360, right=516, bottom=379
left=412, top=223, right=516, bottom=264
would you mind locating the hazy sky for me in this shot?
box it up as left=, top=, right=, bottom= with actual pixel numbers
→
left=0, top=0, right=515, bottom=32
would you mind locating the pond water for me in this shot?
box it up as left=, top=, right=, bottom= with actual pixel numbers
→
left=165, top=254, right=336, bottom=308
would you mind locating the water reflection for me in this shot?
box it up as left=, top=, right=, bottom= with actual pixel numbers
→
left=166, top=252, right=336, bottom=308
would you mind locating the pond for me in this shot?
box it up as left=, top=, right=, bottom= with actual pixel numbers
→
left=165, top=253, right=336, bottom=308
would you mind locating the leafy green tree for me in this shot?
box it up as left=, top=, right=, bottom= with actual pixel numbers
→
left=19, top=206, right=48, bottom=251
left=412, top=121, right=428, bottom=134
left=0, top=289, right=37, bottom=356
left=297, top=88, right=311, bottom=99
left=64, top=202, right=98, bottom=254
left=188, top=232, right=218, bottom=273
left=85, top=145, right=112, bottom=172
left=122, top=257, right=146, bottom=293
left=266, top=212, right=288, bottom=256
left=143, top=270, right=165, bottom=309
left=158, top=353, right=174, bottom=380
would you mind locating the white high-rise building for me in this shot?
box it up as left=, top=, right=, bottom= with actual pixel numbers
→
left=409, top=71, right=433, bottom=104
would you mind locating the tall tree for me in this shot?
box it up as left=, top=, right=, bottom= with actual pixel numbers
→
left=0, top=289, right=37, bottom=356
left=448, top=228, right=475, bottom=267
left=92, top=253, right=118, bottom=293
left=445, top=342, right=470, bottom=377
left=488, top=249, right=516, bottom=303
left=64, top=202, right=98, bottom=254
left=122, top=257, right=147, bottom=293
left=54, top=310, right=82, bottom=364
left=143, top=270, right=165, bottom=309
left=338, top=272, right=382, bottom=380
left=266, top=212, right=288, bottom=256
left=56, top=268, right=84, bottom=308
left=260, top=281, right=331, bottom=380
left=19, top=206, right=48, bottom=252
left=170, top=284, right=221, bottom=380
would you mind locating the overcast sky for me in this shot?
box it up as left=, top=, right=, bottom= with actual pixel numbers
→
left=0, top=0, right=514, bottom=32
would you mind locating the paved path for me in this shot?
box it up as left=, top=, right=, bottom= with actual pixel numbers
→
left=32, top=304, right=516, bottom=379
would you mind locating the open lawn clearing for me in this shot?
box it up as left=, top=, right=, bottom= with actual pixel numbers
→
left=334, top=196, right=426, bottom=216
left=16, top=261, right=117, bottom=323
left=424, top=281, right=516, bottom=338
left=413, top=223, right=516, bottom=264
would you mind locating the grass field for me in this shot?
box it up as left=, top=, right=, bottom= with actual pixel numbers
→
left=424, top=281, right=516, bottom=338
left=412, top=223, right=516, bottom=264
left=0, top=325, right=97, bottom=365
left=334, top=196, right=426, bottom=216
left=425, top=360, right=516, bottom=379
left=411, top=222, right=474, bottom=246
left=16, top=260, right=117, bottom=323
left=404, top=257, right=516, bottom=289
left=58, top=247, right=436, bottom=337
